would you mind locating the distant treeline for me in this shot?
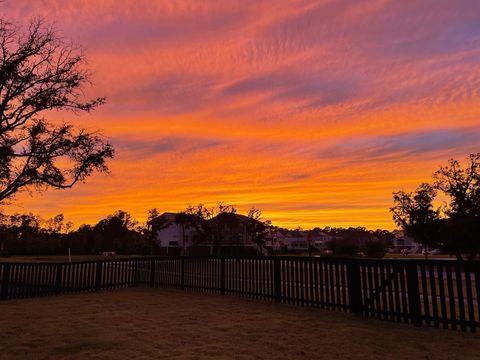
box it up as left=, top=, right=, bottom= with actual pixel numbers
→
left=309, top=227, right=395, bottom=258
left=0, top=211, right=150, bottom=256
left=0, top=208, right=395, bottom=257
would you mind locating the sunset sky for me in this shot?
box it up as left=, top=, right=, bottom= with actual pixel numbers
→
left=3, top=0, right=480, bottom=230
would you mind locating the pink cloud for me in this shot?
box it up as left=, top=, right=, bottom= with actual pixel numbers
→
left=2, top=0, right=480, bottom=229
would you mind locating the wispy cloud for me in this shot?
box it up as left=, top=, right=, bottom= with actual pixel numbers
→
left=3, top=0, right=480, bottom=229
left=114, top=136, right=223, bottom=160
left=317, top=128, right=480, bottom=163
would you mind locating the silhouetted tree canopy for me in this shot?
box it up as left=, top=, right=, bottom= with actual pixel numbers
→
left=0, top=210, right=151, bottom=256
left=246, top=207, right=271, bottom=249
left=0, top=212, right=63, bottom=255
left=0, top=18, right=114, bottom=203
left=144, top=208, right=169, bottom=255
left=323, top=228, right=393, bottom=258
left=434, top=154, right=480, bottom=260
left=391, top=182, right=440, bottom=254
left=391, top=153, right=480, bottom=260
left=326, top=238, right=359, bottom=257
left=173, top=203, right=272, bottom=255
left=184, top=203, right=238, bottom=254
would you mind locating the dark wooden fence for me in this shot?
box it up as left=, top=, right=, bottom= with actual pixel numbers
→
left=0, top=259, right=138, bottom=300
left=1, top=256, right=479, bottom=332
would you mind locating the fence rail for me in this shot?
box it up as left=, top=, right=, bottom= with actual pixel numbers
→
left=0, top=259, right=138, bottom=299
left=1, top=256, right=479, bottom=332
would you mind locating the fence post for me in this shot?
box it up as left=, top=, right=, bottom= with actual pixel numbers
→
left=274, top=258, right=281, bottom=303
left=149, top=258, right=156, bottom=287
left=181, top=257, right=185, bottom=290
left=406, top=262, right=422, bottom=326
left=55, top=264, right=63, bottom=294
left=133, top=259, right=138, bottom=286
left=347, top=259, right=362, bottom=315
left=1, top=263, right=10, bottom=300
left=220, top=257, right=225, bottom=295
left=95, top=261, right=103, bottom=291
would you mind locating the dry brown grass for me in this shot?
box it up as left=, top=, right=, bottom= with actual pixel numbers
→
left=0, top=255, right=145, bottom=263
left=0, top=288, right=479, bottom=360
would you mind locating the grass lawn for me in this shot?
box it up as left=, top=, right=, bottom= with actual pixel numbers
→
left=273, top=253, right=457, bottom=260
left=0, top=288, right=479, bottom=359
left=0, top=255, right=146, bottom=263
left=1, top=254, right=458, bottom=263
left=383, top=254, right=457, bottom=260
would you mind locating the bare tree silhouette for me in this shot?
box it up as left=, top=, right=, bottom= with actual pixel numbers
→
left=0, top=18, right=114, bottom=203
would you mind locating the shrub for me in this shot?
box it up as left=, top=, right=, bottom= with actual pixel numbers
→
left=327, top=239, right=359, bottom=256
left=363, top=240, right=388, bottom=258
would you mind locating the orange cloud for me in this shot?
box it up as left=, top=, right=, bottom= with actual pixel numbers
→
left=3, top=0, right=480, bottom=229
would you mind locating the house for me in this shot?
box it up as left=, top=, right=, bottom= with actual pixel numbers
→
left=391, top=231, right=421, bottom=253
left=268, top=230, right=331, bottom=252
left=153, top=212, right=263, bottom=255
left=153, top=212, right=197, bottom=255
left=311, top=231, right=333, bottom=250
left=280, top=233, right=309, bottom=251
left=153, top=212, right=339, bottom=255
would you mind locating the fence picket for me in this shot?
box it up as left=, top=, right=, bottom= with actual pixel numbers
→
left=0, top=256, right=478, bottom=332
